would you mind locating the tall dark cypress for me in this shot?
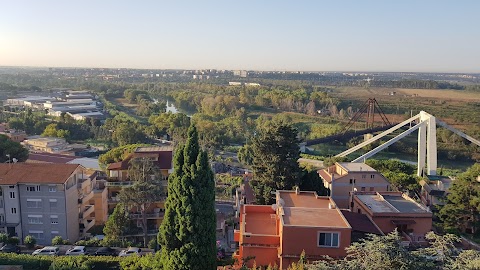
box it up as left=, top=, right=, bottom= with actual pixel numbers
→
left=158, top=125, right=216, bottom=270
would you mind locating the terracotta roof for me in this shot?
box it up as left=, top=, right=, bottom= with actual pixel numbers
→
left=0, top=163, right=80, bottom=185
left=27, top=152, right=77, bottom=164
left=340, top=210, right=382, bottom=235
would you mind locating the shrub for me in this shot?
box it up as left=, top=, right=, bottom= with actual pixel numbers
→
left=51, top=236, right=65, bottom=246
left=147, top=238, right=157, bottom=250
left=48, top=256, right=92, bottom=270
left=7, top=237, right=20, bottom=245
left=0, top=253, right=53, bottom=270
left=0, top=233, right=8, bottom=243
left=24, top=235, right=36, bottom=249
left=120, top=252, right=162, bottom=270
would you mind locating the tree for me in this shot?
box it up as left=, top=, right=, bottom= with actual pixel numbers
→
left=24, top=235, right=36, bottom=249
left=103, top=203, right=130, bottom=244
left=158, top=125, right=216, bottom=270
left=250, top=122, right=302, bottom=204
left=299, top=169, right=328, bottom=196
left=439, top=163, right=480, bottom=234
left=0, top=135, right=28, bottom=163
left=41, top=123, right=70, bottom=139
left=119, top=158, right=163, bottom=247
left=113, top=123, right=145, bottom=146
left=237, top=144, right=254, bottom=166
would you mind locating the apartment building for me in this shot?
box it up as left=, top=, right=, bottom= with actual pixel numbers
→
left=318, top=162, right=391, bottom=208
left=234, top=190, right=352, bottom=269
left=351, top=191, right=433, bottom=245
left=106, top=146, right=173, bottom=238
left=0, top=163, right=104, bottom=245
left=23, top=137, right=71, bottom=153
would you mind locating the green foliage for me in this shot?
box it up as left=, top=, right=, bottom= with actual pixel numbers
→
left=250, top=121, right=302, bottom=204
left=0, top=253, right=53, bottom=270
left=148, top=237, right=158, bottom=250
left=237, top=144, right=254, bottom=166
left=0, top=134, right=29, bottom=163
left=51, top=236, right=68, bottom=246
left=98, top=144, right=150, bottom=169
left=24, top=235, right=36, bottom=248
left=158, top=125, right=217, bottom=270
left=104, top=203, right=130, bottom=244
left=119, top=158, right=164, bottom=247
left=42, top=123, right=71, bottom=139
left=120, top=252, right=163, bottom=270
left=149, top=112, right=190, bottom=142
left=0, top=232, right=8, bottom=243
left=366, top=159, right=419, bottom=191
left=299, top=169, right=328, bottom=196
left=439, top=163, right=480, bottom=234
left=322, top=156, right=349, bottom=167
left=49, top=256, right=121, bottom=270
left=7, top=237, right=20, bottom=245
left=113, top=122, right=146, bottom=146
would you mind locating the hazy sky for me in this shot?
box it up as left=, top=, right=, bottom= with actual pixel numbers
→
left=1, top=1, right=479, bottom=72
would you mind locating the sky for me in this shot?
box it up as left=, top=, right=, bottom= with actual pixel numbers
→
left=1, top=1, right=479, bottom=72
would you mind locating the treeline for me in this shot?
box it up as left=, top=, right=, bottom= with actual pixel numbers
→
left=357, top=79, right=465, bottom=89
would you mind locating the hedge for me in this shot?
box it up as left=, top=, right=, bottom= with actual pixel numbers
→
left=0, top=253, right=121, bottom=270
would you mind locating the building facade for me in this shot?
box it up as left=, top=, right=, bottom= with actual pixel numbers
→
left=0, top=163, right=104, bottom=245
left=234, top=190, right=352, bottom=269
left=318, top=162, right=391, bottom=208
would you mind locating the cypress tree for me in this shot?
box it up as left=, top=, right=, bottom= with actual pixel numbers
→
left=158, top=125, right=216, bottom=270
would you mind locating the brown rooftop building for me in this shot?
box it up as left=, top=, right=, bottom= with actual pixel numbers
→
left=318, top=162, right=391, bottom=209
left=234, top=190, right=352, bottom=269
left=352, top=191, right=432, bottom=246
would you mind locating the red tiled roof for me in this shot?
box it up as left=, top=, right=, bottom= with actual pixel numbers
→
left=0, top=163, right=80, bottom=184
left=340, top=210, right=382, bottom=235
left=27, top=152, right=77, bottom=164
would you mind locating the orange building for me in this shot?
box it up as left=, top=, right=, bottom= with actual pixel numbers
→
left=318, top=162, right=391, bottom=209
left=352, top=191, right=433, bottom=245
left=234, top=190, right=351, bottom=269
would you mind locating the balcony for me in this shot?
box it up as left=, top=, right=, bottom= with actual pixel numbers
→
left=129, top=210, right=165, bottom=219
left=105, top=181, right=134, bottom=187
left=79, top=205, right=95, bottom=220
left=108, top=196, right=121, bottom=204
left=79, top=191, right=94, bottom=205
left=82, top=219, right=95, bottom=233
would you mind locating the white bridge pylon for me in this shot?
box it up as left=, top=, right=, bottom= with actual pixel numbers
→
left=335, top=111, right=480, bottom=177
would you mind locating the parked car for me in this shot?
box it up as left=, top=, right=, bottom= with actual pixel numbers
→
left=32, top=246, right=60, bottom=256
left=0, top=244, right=20, bottom=254
left=119, top=247, right=141, bottom=257
left=66, top=246, right=88, bottom=256
left=94, top=247, right=117, bottom=256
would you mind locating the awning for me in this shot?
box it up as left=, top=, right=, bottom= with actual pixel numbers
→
left=392, top=220, right=416, bottom=225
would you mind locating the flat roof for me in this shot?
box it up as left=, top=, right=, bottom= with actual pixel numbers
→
left=282, top=207, right=350, bottom=228
left=337, top=162, right=376, bottom=172
left=356, top=193, right=429, bottom=214
left=135, top=146, right=174, bottom=152
left=244, top=211, right=277, bottom=235
left=279, top=191, right=331, bottom=208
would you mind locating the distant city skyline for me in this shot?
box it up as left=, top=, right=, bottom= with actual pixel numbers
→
left=1, top=1, right=479, bottom=73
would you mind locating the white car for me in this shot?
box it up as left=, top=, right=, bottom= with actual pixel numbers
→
left=32, top=246, right=60, bottom=256
left=66, top=246, right=88, bottom=256
left=119, top=247, right=142, bottom=257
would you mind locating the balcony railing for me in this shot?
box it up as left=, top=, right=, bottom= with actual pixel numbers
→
left=129, top=211, right=165, bottom=219
left=105, top=181, right=134, bottom=187
left=79, top=205, right=95, bottom=220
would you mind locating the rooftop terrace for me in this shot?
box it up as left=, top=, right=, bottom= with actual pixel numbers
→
left=356, top=192, right=430, bottom=214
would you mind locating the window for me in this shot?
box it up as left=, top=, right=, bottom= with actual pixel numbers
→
left=28, top=215, right=43, bottom=224
left=36, top=185, right=41, bottom=191
left=28, top=230, right=44, bottom=239
left=9, top=192, right=15, bottom=199
left=362, top=174, right=366, bottom=179
left=11, top=208, right=16, bottom=214
left=0, top=215, right=4, bottom=223
left=371, top=175, right=375, bottom=179
left=370, top=187, right=374, bottom=191
left=318, top=232, right=340, bottom=247
left=26, top=186, right=35, bottom=192
left=361, top=187, right=366, bottom=191
left=48, top=186, right=57, bottom=192
left=0, top=189, right=3, bottom=196
left=27, top=199, right=42, bottom=208
left=51, top=215, right=59, bottom=224
left=49, top=199, right=57, bottom=208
